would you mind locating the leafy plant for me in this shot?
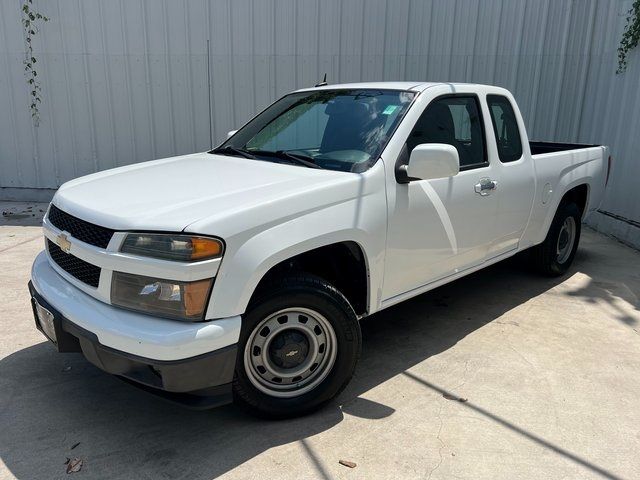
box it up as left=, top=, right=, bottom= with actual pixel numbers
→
left=617, top=0, right=640, bottom=74
left=21, top=0, right=49, bottom=125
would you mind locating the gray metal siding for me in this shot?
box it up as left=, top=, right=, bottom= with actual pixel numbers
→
left=0, top=0, right=638, bottom=245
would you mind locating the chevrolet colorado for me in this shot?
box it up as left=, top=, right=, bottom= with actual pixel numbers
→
left=29, top=82, right=610, bottom=417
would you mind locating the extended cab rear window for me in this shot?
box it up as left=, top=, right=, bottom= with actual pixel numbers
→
left=487, top=95, right=523, bottom=163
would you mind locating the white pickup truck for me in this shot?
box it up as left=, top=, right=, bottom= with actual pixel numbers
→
left=29, top=82, right=610, bottom=417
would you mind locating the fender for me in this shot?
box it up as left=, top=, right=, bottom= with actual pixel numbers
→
left=197, top=164, right=388, bottom=320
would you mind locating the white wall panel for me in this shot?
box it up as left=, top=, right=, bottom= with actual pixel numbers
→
left=0, top=0, right=638, bottom=246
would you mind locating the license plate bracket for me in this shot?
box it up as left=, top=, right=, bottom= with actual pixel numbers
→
left=32, top=298, right=57, bottom=344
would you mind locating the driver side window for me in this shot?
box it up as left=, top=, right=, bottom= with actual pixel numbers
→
left=407, top=95, right=487, bottom=169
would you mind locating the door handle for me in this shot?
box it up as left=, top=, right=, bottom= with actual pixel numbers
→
left=474, top=178, right=498, bottom=196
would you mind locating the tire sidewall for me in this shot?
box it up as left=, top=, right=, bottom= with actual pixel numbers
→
left=233, top=277, right=360, bottom=417
left=546, top=202, right=581, bottom=275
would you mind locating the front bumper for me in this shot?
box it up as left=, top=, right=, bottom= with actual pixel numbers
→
left=29, top=251, right=242, bottom=408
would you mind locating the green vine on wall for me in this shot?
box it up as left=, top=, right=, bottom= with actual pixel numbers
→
left=617, top=0, right=640, bottom=73
left=21, top=0, right=49, bottom=125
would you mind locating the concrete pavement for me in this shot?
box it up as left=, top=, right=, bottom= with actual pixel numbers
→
left=1, top=201, right=639, bottom=479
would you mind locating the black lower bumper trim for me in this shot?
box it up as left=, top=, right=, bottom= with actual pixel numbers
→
left=28, top=281, right=237, bottom=408
left=117, top=377, right=233, bottom=410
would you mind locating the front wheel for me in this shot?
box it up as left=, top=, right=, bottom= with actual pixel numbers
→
left=530, top=202, right=581, bottom=276
left=232, top=274, right=361, bottom=418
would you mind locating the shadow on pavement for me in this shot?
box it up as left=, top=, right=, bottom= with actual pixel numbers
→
left=0, top=249, right=631, bottom=479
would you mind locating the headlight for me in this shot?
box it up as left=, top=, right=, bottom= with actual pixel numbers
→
left=111, top=272, right=213, bottom=321
left=120, top=233, right=223, bottom=262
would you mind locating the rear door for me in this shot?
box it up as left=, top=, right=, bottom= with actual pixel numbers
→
left=484, top=94, right=536, bottom=256
left=382, top=94, right=501, bottom=301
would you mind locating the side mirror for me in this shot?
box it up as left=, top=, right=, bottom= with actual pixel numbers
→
left=406, top=144, right=459, bottom=181
left=227, top=130, right=238, bottom=139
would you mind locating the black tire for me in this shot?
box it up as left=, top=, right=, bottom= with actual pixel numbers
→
left=530, top=202, right=581, bottom=276
left=232, top=274, right=361, bottom=418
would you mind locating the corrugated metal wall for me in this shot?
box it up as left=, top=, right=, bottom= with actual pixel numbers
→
left=1, top=0, right=638, bottom=246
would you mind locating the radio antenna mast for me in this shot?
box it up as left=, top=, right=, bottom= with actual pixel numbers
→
left=315, top=73, right=328, bottom=87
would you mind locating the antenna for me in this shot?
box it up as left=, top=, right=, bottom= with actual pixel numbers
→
left=315, top=73, right=328, bottom=87
left=206, top=39, right=213, bottom=149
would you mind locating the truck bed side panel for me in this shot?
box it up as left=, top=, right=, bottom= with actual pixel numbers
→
left=520, top=146, right=607, bottom=249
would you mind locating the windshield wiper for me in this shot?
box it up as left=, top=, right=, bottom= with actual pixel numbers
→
left=243, top=149, right=320, bottom=168
left=210, top=146, right=256, bottom=159
left=273, top=150, right=322, bottom=169
left=213, top=147, right=322, bottom=169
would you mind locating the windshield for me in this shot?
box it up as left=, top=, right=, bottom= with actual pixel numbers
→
left=214, top=89, right=416, bottom=172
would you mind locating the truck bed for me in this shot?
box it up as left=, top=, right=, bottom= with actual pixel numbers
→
left=529, top=141, right=601, bottom=155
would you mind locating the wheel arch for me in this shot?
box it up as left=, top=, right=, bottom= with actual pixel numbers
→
left=205, top=230, right=376, bottom=320
left=534, top=181, right=590, bottom=246
left=560, top=183, right=589, bottom=218
left=249, top=241, right=370, bottom=317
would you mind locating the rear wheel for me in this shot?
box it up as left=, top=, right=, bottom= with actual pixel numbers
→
left=530, top=202, right=581, bottom=276
left=233, top=274, right=361, bottom=418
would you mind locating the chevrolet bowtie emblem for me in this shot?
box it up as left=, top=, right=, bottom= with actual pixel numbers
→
left=56, top=233, right=71, bottom=254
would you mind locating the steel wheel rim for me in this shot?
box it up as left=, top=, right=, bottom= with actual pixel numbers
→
left=556, top=216, right=576, bottom=264
left=243, top=307, right=337, bottom=398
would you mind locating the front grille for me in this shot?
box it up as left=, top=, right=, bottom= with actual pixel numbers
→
left=47, top=204, right=114, bottom=249
left=47, top=239, right=101, bottom=288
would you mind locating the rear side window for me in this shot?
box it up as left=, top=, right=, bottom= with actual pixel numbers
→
left=407, top=96, right=487, bottom=169
left=487, top=95, right=523, bottom=163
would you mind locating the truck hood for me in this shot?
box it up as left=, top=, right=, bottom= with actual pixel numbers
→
left=52, top=153, right=357, bottom=233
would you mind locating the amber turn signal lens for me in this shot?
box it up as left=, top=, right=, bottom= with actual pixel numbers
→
left=190, top=237, right=223, bottom=260
left=184, top=278, right=213, bottom=316
left=121, top=234, right=223, bottom=262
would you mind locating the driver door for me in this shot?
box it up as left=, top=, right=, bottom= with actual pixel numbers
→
left=382, top=94, right=500, bottom=301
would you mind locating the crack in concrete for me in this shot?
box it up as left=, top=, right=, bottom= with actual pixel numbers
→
left=507, top=344, right=535, bottom=368
left=0, top=235, right=41, bottom=254
left=404, top=371, right=626, bottom=480
left=426, top=402, right=445, bottom=480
